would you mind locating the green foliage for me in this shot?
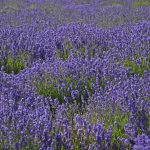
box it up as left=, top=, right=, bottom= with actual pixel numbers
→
left=56, top=42, right=71, bottom=61
left=29, top=3, right=37, bottom=10
left=37, top=76, right=95, bottom=105
left=56, top=41, right=99, bottom=61
left=0, top=1, right=20, bottom=13
left=37, top=81, right=64, bottom=103
left=0, top=55, right=25, bottom=74
left=133, top=0, right=150, bottom=8
left=57, top=48, right=70, bottom=61
left=39, top=2, right=62, bottom=13
left=74, top=0, right=93, bottom=5
left=76, top=42, right=98, bottom=59
left=111, top=114, right=129, bottom=147
left=0, top=51, right=31, bottom=74
left=124, top=57, right=150, bottom=76
left=84, top=106, right=130, bottom=149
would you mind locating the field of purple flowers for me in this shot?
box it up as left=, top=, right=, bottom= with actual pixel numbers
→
left=0, top=0, right=150, bottom=149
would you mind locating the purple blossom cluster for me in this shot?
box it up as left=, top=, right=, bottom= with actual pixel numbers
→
left=0, top=0, right=150, bottom=149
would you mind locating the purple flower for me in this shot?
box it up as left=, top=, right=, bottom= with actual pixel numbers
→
left=71, top=90, right=79, bottom=100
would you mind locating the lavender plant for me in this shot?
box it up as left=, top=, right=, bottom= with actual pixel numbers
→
left=0, top=0, right=150, bottom=149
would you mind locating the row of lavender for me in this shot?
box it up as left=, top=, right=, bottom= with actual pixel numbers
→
left=0, top=0, right=150, bottom=150
left=0, top=0, right=150, bottom=28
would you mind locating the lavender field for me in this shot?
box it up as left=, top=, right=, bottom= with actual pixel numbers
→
left=0, top=0, right=150, bottom=149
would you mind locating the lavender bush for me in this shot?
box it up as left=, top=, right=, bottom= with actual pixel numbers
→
left=0, top=0, right=150, bottom=149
